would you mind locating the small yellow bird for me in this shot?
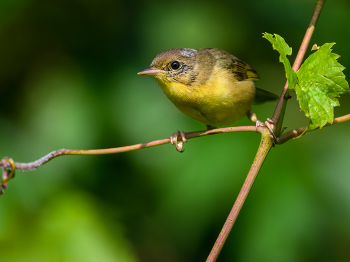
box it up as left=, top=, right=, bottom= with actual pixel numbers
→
left=138, top=48, right=277, bottom=150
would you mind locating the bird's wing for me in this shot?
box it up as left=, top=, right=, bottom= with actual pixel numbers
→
left=229, top=57, right=260, bottom=81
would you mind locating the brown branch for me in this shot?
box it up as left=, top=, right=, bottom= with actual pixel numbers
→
left=0, top=125, right=258, bottom=171
left=2, top=110, right=348, bottom=172
left=2, top=110, right=348, bottom=186
left=2, top=110, right=348, bottom=185
left=206, top=1, right=326, bottom=261
left=278, top=113, right=350, bottom=144
left=206, top=131, right=273, bottom=262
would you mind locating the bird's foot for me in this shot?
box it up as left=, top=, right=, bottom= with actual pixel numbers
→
left=256, top=118, right=279, bottom=143
left=170, top=130, right=187, bottom=152
left=265, top=118, right=276, bottom=138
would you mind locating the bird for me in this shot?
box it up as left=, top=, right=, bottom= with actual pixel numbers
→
left=138, top=48, right=278, bottom=151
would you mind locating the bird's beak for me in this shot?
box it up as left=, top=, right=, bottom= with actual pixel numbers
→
left=137, top=66, right=160, bottom=75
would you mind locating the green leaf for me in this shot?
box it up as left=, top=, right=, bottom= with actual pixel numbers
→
left=264, top=33, right=349, bottom=136
left=296, top=43, right=349, bottom=131
left=263, top=33, right=297, bottom=90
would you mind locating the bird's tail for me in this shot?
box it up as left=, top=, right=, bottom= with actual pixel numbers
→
left=254, top=87, right=279, bottom=104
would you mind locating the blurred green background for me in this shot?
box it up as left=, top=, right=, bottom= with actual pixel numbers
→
left=0, top=0, right=350, bottom=261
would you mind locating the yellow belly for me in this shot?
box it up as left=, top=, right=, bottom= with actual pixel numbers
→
left=156, top=69, right=256, bottom=127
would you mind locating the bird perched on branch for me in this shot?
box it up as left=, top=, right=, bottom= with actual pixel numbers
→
left=138, top=48, right=278, bottom=151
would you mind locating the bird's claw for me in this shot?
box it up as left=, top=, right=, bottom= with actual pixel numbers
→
left=255, top=120, right=265, bottom=130
left=170, top=130, right=187, bottom=152
left=255, top=118, right=278, bottom=142
left=265, top=118, right=276, bottom=138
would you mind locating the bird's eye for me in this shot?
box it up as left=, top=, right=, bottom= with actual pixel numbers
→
left=170, top=61, right=181, bottom=70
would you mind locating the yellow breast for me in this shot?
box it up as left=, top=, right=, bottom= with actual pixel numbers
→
left=156, top=67, right=256, bottom=127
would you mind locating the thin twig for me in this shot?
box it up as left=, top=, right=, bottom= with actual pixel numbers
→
left=0, top=125, right=258, bottom=171
left=2, top=110, right=348, bottom=182
left=278, top=113, right=350, bottom=144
